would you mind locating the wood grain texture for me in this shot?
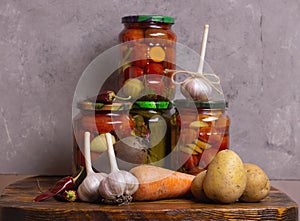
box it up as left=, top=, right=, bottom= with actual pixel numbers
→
left=0, top=176, right=298, bottom=221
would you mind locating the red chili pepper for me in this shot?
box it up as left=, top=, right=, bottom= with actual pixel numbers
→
left=54, top=189, right=78, bottom=202
left=34, top=166, right=84, bottom=202
left=88, top=90, right=131, bottom=104
left=96, top=90, right=116, bottom=103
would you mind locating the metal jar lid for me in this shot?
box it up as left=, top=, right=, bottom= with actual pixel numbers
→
left=132, top=101, right=172, bottom=109
left=122, top=15, right=175, bottom=24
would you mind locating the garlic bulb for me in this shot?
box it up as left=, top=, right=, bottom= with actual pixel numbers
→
left=78, top=132, right=107, bottom=202
left=98, top=133, right=139, bottom=205
left=181, top=77, right=212, bottom=101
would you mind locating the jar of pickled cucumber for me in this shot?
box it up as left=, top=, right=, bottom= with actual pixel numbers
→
left=72, top=100, right=132, bottom=173
left=119, top=15, right=176, bottom=101
left=171, top=100, right=230, bottom=175
left=129, top=100, right=173, bottom=168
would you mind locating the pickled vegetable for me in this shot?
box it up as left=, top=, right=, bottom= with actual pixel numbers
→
left=72, top=101, right=132, bottom=172
left=171, top=101, right=230, bottom=175
left=145, top=63, right=164, bottom=75
left=130, top=43, right=148, bottom=67
left=119, top=15, right=176, bottom=101
left=145, top=75, right=165, bottom=96
left=129, top=102, right=172, bottom=167
left=122, top=78, right=144, bottom=99
left=124, top=66, right=144, bottom=81
left=149, top=46, right=166, bottom=62
left=121, top=29, right=144, bottom=41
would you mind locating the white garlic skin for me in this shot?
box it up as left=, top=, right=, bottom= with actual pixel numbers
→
left=181, top=77, right=212, bottom=101
left=78, top=172, right=106, bottom=202
left=98, top=171, right=139, bottom=200
left=122, top=171, right=139, bottom=195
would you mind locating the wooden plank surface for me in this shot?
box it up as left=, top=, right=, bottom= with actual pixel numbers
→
left=0, top=176, right=298, bottom=221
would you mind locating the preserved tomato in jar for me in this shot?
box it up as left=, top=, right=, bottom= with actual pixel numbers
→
left=72, top=100, right=132, bottom=173
left=119, top=15, right=176, bottom=101
left=171, top=100, right=230, bottom=175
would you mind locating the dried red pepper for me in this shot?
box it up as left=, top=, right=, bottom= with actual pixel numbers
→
left=54, top=189, right=78, bottom=202
left=34, top=166, right=84, bottom=202
left=89, top=90, right=131, bottom=104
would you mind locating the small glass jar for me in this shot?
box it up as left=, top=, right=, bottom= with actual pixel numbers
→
left=72, top=100, right=132, bottom=173
left=119, top=15, right=176, bottom=101
left=129, top=101, right=173, bottom=168
left=171, top=100, right=230, bottom=175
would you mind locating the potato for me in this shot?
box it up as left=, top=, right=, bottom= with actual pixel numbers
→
left=240, top=163, right=270, bottom=202
left=203, top=150, right=247, bottom=203
left=190, top=170, right=211, bottom=202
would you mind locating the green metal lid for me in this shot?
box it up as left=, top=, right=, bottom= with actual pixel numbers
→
left=122, top=15, right=175, bottom=24
left=132, top=101, right=172, bottom=109
left=78, top=100, right=132, bottom=111
left=173, top=100, right=228, bottom=109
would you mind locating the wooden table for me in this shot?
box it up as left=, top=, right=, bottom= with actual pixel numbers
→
left=0, top=176, right=298, bottom=221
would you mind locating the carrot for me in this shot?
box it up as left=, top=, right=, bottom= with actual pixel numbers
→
left=149, top=46, right=166, bottom=62
left=129, top=165, right=195, bottom=201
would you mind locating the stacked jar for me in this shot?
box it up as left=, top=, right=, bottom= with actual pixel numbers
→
left=73, top=15, right=177, bottom=173
left=129, top=100, right=173, bottom=168
left=119, top=15, right=176, bottom=101
left=72, top=100, right=132, bottom=173
left=73, top=15, right=231, bottom=177
left=171, top=100, right=230, bottom=175
left=115, top=15, right=177, bottom=168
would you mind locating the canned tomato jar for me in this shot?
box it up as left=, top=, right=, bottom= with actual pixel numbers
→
left=171, top=100, right=230, bottom=175
left=119, top=15, right=177, bottom=101
left=72, top=100, right=132, bottom=173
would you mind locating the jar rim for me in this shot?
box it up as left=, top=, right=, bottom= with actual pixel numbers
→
left=173, top=99, right=228, bottom=109
left=122, top=15, right=175, bottom=24
left=132, top=101, right=172, bottom=109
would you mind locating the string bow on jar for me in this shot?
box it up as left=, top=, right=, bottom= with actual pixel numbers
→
left=165, top=69, right=223, bottom=101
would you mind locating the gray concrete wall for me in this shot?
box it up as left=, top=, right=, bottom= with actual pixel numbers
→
left=0, top=0, right=299, bottom=179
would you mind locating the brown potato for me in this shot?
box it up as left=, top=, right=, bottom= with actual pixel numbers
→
left=191, top=170, right=211, bottom=202
left=240, top=163, right=271, bottom=202
left=203, top=150, right=247, bottom=203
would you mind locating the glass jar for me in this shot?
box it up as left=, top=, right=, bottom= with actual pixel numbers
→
left=119, top=15, right=177, bottom=101
left=171, top=100, right=230, bottom=175
left=130, top=101, right=173, bottom=167
left=72, top=100, right=132, bottom=173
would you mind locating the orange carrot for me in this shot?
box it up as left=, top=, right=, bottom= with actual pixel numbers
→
left=129, top=165, right=195, bottom=201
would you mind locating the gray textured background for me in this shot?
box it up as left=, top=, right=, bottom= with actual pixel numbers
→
left=0, top=0, right=299, bottom=179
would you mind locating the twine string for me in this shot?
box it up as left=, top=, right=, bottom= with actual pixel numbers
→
left=165, top=69, right=223, bottom=95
